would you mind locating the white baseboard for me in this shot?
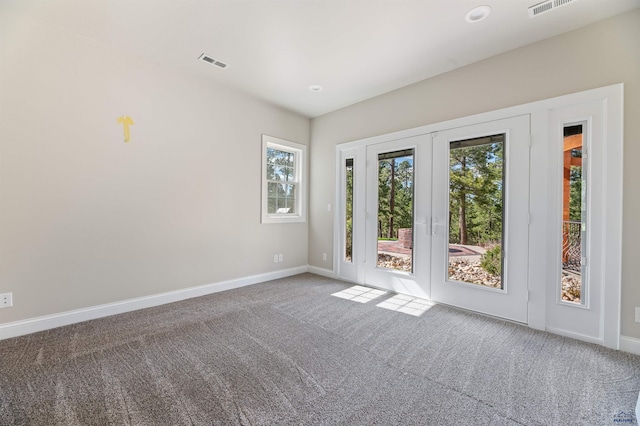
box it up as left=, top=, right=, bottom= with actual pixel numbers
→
left=307, top=265, right=334, bottom=278
left=544, top=331, right=640, bottom=355
left=0, top=266, right=308, bottom=341
left=545, top=326, right=603, bottom=346
left=620, top=335, right=640, bottom=356
left=5, top=265, right=635, bottom=356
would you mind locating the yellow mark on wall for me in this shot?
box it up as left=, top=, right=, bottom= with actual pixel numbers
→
left=117, top=115, right=135, bottom=143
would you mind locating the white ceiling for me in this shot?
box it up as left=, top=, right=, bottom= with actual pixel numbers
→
left=4, top=0, right=640, bottom=117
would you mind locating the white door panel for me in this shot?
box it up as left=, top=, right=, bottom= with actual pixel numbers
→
left=544, top=102, right=605, bottom=343
left=364, top=135, right=431, bottom=297
left=431, top=116, right=530, bottom=323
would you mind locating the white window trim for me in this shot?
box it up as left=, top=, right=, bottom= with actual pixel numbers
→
left=261, top=134, right=307, bottom=224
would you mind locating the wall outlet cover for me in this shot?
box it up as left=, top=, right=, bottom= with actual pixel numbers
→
left=1, top=292, right=13, bottom=308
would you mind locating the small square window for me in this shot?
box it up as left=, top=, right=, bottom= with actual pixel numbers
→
left=261, top=135, right=306, bottom=224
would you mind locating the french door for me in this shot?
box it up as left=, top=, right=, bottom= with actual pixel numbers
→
left=357, top=116, right=530, bottom=323
left=363, top=135, right=431, bottom=298
left=335, top=85, right=622, bottom=347
left=431, top=116, right=530, bottom=323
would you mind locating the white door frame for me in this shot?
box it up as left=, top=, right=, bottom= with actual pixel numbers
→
left=334, top=146, right=366, bottom=284
left=431, top=116, right=530, bottom=323
left=362, top=135, right=431, bottom=298
left=334, top=84, right=623, bottom=349
left=538, top=101, right=619, bottom=346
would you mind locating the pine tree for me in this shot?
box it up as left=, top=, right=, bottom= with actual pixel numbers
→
left=449, top=141, right=503, bottom=245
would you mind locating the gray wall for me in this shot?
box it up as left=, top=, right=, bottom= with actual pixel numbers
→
left=0, top=13, right=309, bottom=323
left=309, top=9, right=640, bottom=338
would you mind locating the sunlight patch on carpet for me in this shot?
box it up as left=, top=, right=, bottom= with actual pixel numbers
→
left=376, top=294, right=434, bottom=317
left=331, top=286, right=388, bottom=303
left=331, top=285, right=433, bottom=317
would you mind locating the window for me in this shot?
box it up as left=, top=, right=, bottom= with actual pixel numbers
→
left=559, top=123, right=587, bottom=305
left=345, top=158, right=354, bottom=262
left=261, top=135, right=306, bottom=224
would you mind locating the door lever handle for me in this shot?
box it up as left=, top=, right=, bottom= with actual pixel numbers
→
left=415, top=217, right=428, bottom=235
left=431, top=217, right=443, bottom=236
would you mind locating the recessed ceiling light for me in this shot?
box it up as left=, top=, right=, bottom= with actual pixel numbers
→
left=308, top=85, right=323, bottom=93
left=465, top=5, right=491, bottom=23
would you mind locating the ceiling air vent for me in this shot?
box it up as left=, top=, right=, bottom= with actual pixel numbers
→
left=198, top=53, right=228, bottom=69
left=528, top=0, right=578, bottom=18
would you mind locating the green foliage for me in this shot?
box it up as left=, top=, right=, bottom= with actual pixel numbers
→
left=266, top=148, right=296, bottom=213
left=480, top=245, right=502, bottom=276
left=569, top=165, right=582, bottom=221
left=374, top=141, right=505, bottom=247
left=377, top=156, right=413, bottom=238
left=345, top=163, right=354, bottom=260
left=449, top=141, right=503, bottom=246
left=345, top=218, right=353, bottom=260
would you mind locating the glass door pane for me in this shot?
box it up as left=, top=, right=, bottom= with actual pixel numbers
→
left=376, top=150, right=414, bottom=272
left=448, top=135, right=505, bottom=289
left=345, top=158, right=354, bottom=263
left=561, top=123, right=586, bottom=304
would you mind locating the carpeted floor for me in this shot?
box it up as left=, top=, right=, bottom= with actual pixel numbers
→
left=1, top=273, right=639, bottom=425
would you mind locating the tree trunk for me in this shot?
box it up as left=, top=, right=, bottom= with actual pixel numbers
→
left=389, top=159, right=395, bottom=239
left=459, top=193, right=468, bottom=245
left=458, top=157, right=468, bottom=245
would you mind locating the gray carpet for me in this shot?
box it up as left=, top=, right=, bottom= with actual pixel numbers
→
left=1, top=273, right=639, bottom=425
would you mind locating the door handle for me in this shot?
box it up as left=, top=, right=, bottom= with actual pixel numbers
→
left=415, top=217, right=429, bottom=235
left=431, top=217, right=444, bottom=236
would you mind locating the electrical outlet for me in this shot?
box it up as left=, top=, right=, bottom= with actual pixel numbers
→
left=322, top=253, right=327, bottom=261
left=273, top=254, right=279, bottom=263
left=636, top=307, right=640, bottom=323
left=1, top=292, right=12, bottom=308
left=327, top=203, right=332, bottom=212
left=278, top=254, right=283, bottom=262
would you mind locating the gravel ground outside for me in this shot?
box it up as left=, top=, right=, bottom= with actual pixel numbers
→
left=377, top=254, right=581, bottom=302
